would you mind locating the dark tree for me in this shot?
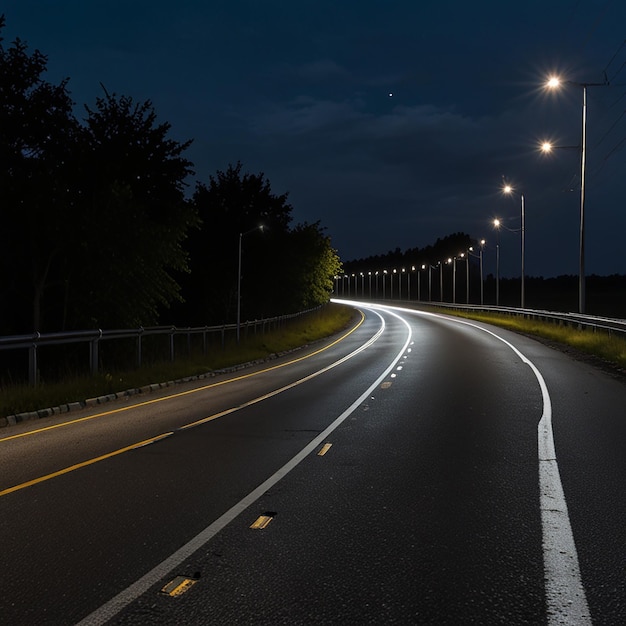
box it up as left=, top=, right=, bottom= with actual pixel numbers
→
left=65, top=90, right=197, bottom=329
left=0, top=17, right=198, bottom=333
left=175, top=163, right=340, bottom=325
left=276, top=222, right=342, bottom=311
left=0, top=16, right=79, bottom=332
left=177, top=163, right=292, bottom=324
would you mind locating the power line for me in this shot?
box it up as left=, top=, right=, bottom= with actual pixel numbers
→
left=603, top=39, right=626, bottom=77
left=580, top=1, right=613, bottom=51
left=594, top=108, right=626, bottom=148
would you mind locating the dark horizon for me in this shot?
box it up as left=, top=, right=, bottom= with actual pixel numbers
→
left=2, top=1, right=625, bottom=280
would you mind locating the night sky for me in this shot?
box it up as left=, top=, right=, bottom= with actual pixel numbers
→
left=3, top=1, right=625, bottom=278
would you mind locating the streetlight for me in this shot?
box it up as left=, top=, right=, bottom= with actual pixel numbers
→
left=398, top=267, right=411, bottom=300
left=465, top=246, right=466, bottom=304
left=478, top=239, right=486, bottom=305
left=545, top=74, right=608, bottom=314
left=414, top=265, right=420, bottom=301
left=452, top=256, right=458, bottom=304
left=503, top=183, right=525, bottom=308
left=439, top=261, right=444, bottom=302
left=237, top=224, right=264, bottom=343
left=493, top=219, right=501, bottom=306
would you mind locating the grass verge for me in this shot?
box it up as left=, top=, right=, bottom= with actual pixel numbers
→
left=1, top=303, right=356, bottom=419
left=438, top=308, right=626, bottom=372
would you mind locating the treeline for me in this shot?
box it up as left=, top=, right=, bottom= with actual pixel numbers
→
left=343, top=235, right=626, bottom=317
left=0, top=17, right=341, bottom=335
left=342, top=232, right=475, bottom=275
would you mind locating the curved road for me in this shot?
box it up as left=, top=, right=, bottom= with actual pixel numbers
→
left=0, top=302, right=625, bottom=624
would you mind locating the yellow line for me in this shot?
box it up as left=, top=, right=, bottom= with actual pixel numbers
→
left=0, top=432, right=173, bottom=498
left=0, top=311, right=365, bottom=445
left=0, top=311, right=372, bottom=499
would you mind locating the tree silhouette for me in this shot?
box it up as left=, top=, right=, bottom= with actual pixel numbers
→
left=174, top=163, right=341, bottom=325
left=67, top=89, right=197, bottom=328
left=0, top=16, right=79, bottom=332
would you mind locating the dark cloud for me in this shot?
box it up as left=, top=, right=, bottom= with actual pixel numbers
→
left=3, top=0, right=626, bottom=278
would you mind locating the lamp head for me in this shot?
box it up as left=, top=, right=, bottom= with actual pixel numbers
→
left=546, top=76, right=561, bottom=89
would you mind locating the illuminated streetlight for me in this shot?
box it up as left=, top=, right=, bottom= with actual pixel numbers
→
left=439, top=261, right=444, bottom=302
left=503, top=183, right=525, bottom=308
left=479, top=239, right=486, bottom=305
left=546, top=76, right=561, bottom=89
left=493, top=219, right=501, bottom=306
left=545, top=73, right=608, bottom=313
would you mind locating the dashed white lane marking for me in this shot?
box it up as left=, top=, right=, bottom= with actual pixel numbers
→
left=362, top=302, right=590, bottom=625
left=77, top=308, right=412, bottom=626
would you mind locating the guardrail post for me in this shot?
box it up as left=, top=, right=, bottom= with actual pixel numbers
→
left=137, top=327, right=144, bottom=367
left=90, top=330, right=102, bottom=375
left=29, top=338, right=39, bottom=386
left=170, top=327, right=176, bottom=362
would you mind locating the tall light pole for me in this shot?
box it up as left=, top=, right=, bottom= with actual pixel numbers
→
left=398, top=267, right=411, bottom=300
left=503, top=184, right=525, bottom=308
left=452, top=257, right=457, bottom=304
left=439, top=261, right=444, bottom=302
left=545, top=75, right=608, bottom=314
left=493, top=219, right=501, bottom=306
left=464, top=251, right=470, bottom=304
left=237, top=225, right=264, bottom=343
left=479, top=239, right=485, bottom=305
left=427, top=264, right=435, bottom=302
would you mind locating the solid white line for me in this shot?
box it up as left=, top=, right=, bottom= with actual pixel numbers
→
left=76, top=308, right=412, bottom=626
left=355, top=301, right=591, bottom=625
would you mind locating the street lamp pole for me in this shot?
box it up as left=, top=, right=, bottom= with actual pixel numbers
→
left=480, top=239, right=485, bottom=306
left=452, top=257, right=457, bottom=304
left=545, top=76, right=607, bottom=313
left=579, top=85, right=588, bottom=314
left=237, top=225, right=264, bottom=343
left=465, top=252, right=470, bottom=304
left=439, top=261, right=443, bottom=302
left=521, top=193, right=525, bottom=308
left=493, top=219, right=501, bottom=306
left=503, top=184, right=525, bottom=308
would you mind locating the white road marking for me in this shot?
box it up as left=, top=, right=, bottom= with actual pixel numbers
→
left=76, top=308, right=412, bottom=626
left=357, top=301, right=591, bottom=625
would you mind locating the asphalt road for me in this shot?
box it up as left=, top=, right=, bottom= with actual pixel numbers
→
left=1, top=302, right=625, bottom=625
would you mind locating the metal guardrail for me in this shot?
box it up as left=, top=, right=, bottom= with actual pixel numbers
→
left=429, top=302, right=626, bottom=335
left=335, top=297, right=626, bottom=336
left=0, top=307, right=322, bottom=386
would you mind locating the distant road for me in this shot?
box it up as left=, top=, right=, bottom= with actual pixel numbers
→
left=1, top=302, right=625, bottom=624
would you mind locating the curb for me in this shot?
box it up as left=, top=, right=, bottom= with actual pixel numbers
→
left=2, top=347, right=304, bottom=429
